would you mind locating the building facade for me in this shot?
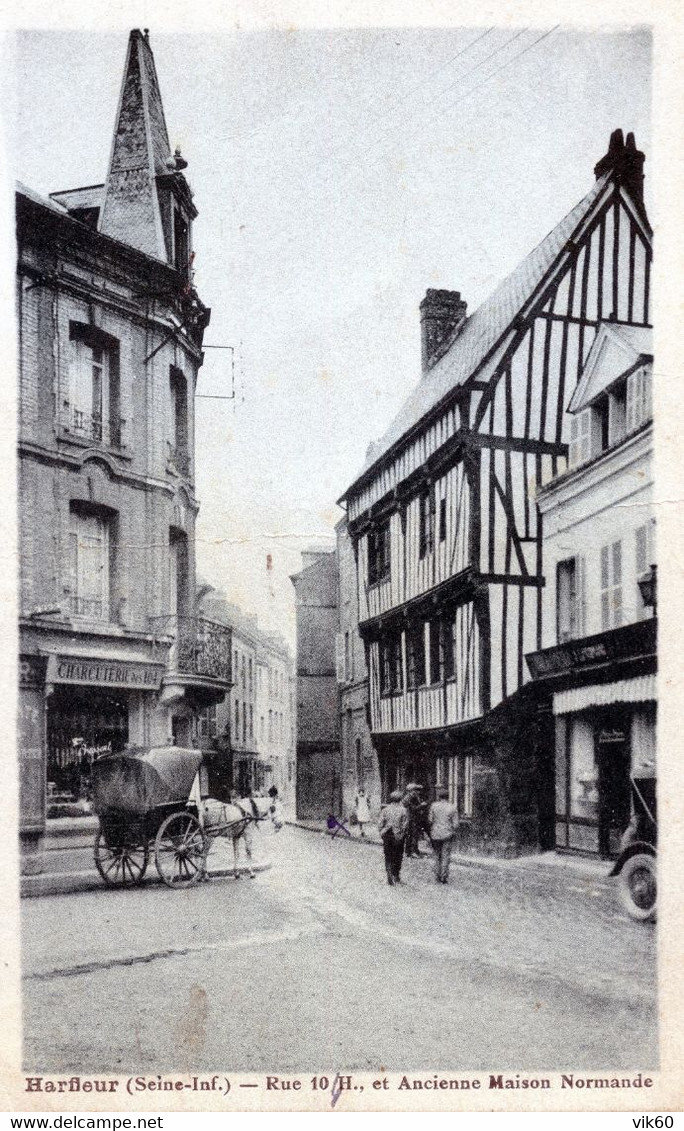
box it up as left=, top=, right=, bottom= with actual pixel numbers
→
left=291, top=549, right=341, bottom=820
left=527, top=324, right=655, bottom=857
left=17, top=30, right=231, bottom=873
left=194, top=597, right=295, bottom=802
left=336, top=516, right=381, bottom=821
left=338, top=131, right=652, bottom=854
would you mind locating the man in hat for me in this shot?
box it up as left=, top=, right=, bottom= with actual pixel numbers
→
left=403, top=783, right=427, bottom=857
left=427, top=787, right=459, bottom=884
left=377, top=790, right=409, bottom=885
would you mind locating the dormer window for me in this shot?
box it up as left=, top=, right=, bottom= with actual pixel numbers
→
left=173, top=206, right=190, bottom=274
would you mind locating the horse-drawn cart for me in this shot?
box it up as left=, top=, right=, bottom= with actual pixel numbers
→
left=92, top=746, right=212, bottom=889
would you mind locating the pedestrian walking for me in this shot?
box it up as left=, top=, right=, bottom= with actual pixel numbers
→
left=354, top=789, right=371, bottom=837
left=267, top=785, right=284, bottom=831
left=377, top=789, right=408, bottom=885
left=403, top=783, right=427, bottom=857
left=427, top=787, right=459, bottom=884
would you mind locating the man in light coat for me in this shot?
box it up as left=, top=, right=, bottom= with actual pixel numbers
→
left=377, top=790, right=409, bottom=885
left=427, top=787, right=459, bottom=884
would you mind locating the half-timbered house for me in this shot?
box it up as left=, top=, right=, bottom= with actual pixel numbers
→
left=339, top=131, right=651, bottom=853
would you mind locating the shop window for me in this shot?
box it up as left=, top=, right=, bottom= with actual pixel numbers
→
left=600, top=541, right=623, bottom=631
left=556, top=556, right=586, bottom=643
left=635, top=520, right=656, bottom=620
left=379, top=632, right=403, bottom=696
left=65, top=324, right=122, bottom=447
left=67, top=506, right=112, bottom=622
left=435, top=754, right=473, bottom=817
left=419, top=486, right=435, bottom=559
left=368, top=520, right=390, bottom=586
left=406, top=622, right=426, bottom=689
left=569, top=716, right=598, bottom=821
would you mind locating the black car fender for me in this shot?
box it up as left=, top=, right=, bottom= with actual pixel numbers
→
left=609, top=840, right=656, bottom=877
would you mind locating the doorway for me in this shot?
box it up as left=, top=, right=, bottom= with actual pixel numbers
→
left=596, top=714, right=631, bottom=859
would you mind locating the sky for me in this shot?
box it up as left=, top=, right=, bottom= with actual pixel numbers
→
left=10, top=25, right=651, bottom=645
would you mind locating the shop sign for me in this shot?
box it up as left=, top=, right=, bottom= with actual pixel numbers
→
left=48, top=654, right=164, bottom=690
left=598, top=728, right=626, bottom=745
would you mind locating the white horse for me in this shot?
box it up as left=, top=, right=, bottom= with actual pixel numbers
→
left=198, top=794, right=281, bottom=879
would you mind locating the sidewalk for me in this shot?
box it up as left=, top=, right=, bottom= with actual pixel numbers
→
left=21, top=817, right=271, bottom=898
left=286, top=818, right=614, bottom=881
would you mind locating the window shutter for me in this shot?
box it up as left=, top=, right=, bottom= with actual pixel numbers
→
left=335, top=633, right=345, bottom=683
left=576, top=555, right=586, bottom=637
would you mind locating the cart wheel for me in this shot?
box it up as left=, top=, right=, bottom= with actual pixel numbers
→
left=155, top=811, right=207, bottom=888
left=619, top=853, right=656, bottom=921
left=94, top=830, right=149, bottom=887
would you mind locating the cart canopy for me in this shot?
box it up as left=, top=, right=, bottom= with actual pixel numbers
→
left=92, top=747, right=203, bottom=816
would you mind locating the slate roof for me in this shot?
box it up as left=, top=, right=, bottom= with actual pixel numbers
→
left=344, top=172, right=612, bottom=498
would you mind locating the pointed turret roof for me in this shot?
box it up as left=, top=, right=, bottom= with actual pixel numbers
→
left=99, top=29, right=174, bottom=260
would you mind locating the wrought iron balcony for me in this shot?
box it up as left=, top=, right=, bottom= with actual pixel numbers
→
left=149, top=615, right=232, bottom=684
left=60, top=403, right=126, bottom=448
left=69, top=595, right=106, bottom=620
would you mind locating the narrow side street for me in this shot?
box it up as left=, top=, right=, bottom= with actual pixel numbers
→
left=22, top=826, right=657, bottom=1075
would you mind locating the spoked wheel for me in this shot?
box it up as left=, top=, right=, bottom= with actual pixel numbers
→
left=155, top=811, right=207, bottom=889
left=619, top=853, right=657, bottom=921
left=94, top=830, right=149, bottom=887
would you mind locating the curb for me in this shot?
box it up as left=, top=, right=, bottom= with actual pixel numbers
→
left=20, top=861, right=272, bottom=899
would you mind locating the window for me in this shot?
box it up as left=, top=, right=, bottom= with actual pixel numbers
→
left=435, top=754, right=473, bottom=817
left=66, top=325, right=121, bottom=446
left=248, top=657, right=253, bottom=693
left=380, top=632, right=403, bottom=696
left=368, top=520, right=390, bottom=586
left=636, top=520, right=656, bottom=619
left=419, top=487, right=435, bottom=559
left=242, top=702, right=247, bottom=744
left=67, top=507, right=111, bottom=621
left=438, top=496, right=447, bottom=543
left=626, top=367, right=653, bottom=433
left=556, top=557, right=586, bottom=643
left=173, top=207, right=190, bottom=274
left=168, top=368, right=189, bottom=475
left=428, top=619, right=441, bottom=684
left=249, top=705, right=254, bottom=742
left=600, top=541, right=623, bottom=631
left=609, top=383, right=627, bottom=447
left=234, top=700, right=240, bottom=743
left=406, top=622, right=426, bottom=689
left=442, top=615, right=455, bottom=680
left=241, top=655, right=246, bottom=688
left=196, top=705, right=217, bottom=741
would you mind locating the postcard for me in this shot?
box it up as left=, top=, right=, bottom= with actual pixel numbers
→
left=1, top=0, right=682, bottom=1117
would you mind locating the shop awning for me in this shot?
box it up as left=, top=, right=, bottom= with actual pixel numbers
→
left=552, top=674, right=657, bottom=716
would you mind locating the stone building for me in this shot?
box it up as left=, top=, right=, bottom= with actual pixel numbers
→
left=291, top=549, right=341, bottom=820
left=17, top=30, right=231, bottom=873
left=526, top=324, right=655, bottom=857
left=337, top=130, right=652, bottom=854
left=194, top=596, right=295, bottom=802
left=335, top=516, right=381, bottom=821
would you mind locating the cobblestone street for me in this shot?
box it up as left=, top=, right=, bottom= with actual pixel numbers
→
left=22, top=826, right=657, bottom=1075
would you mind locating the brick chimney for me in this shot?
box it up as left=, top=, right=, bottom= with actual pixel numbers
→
left=420, top=289, right=467, bottom=374
left=594, top=129, right=645, bottom=211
